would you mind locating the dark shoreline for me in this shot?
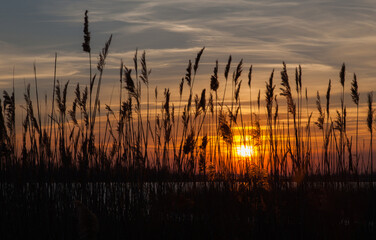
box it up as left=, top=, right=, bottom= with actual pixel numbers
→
left=1, top=181, right=376, bottom=239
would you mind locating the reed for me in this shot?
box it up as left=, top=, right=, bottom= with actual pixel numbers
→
left=265, top=70, right=275, bottom=176
left=0, top=11, right=373, bottom=186
left=367, top=92, right=373, bottom=181
left=339, top=63, right=346, bottom=175
left=280, top=62, right=300, bottom=175
left=351, top=73, right=360, bottom=173
left=315, top=91, right=325, bottom=172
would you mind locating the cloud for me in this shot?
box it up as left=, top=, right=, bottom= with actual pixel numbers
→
left=0, top=0, right=375, bottom=105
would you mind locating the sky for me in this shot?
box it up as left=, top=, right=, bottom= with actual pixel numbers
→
left=0, top=0, right=375, bottom=132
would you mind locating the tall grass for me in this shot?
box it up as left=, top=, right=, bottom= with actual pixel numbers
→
left=351, top=74, right=360, bottom=173
left=0, top=11, right=374, bottom=186
left=368, top=92, right=373, bottom=182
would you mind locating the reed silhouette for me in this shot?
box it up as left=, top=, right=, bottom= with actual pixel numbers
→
left=0, top=9, right=376, bottom=240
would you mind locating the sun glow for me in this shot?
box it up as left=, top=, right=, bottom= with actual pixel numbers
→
left=236, top=145, right=254, bottom=157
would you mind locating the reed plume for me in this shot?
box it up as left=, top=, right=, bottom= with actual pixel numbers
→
left=194, top=47, right=205, bottom=75
left=248, top=65, right=253, bottom=125
left=315, top=91, right=325, bottom=130
left=56, top=80, right=70, bottom=167
left=351, top=73, right=360, bottom=172
left=221, top=55, right=232, bottom=106
left=185, top=60, right=192, bottom=87
left=97, top=35, right=112, bottom=73
left=326, top=79, right=331, bottom=119
left=141, top=51, right=151, bottom=166
left=339, top=63, right=346, bottom=174
left=179, top=77, right=184, bottom=96
left=82, top=10, right=93, bottom=151
left=280, top=62, right=299, bottom=172
left=82, top=10, right=91, bottom=53
left=90, top=34, right=112, bottom=142
left=219, top=111, right=232, bottom=145
left=315, top=91, right=326, bottom=173
left=210, top=60, right=219, bottom=92
left=3, top=89, right=15, bottom=151
left=280, top=62, right=296, bottom=116
left=265, top=70, right=275, bottom=176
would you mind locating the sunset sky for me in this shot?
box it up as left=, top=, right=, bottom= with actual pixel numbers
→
left=3, top=2, right=376, bottom=238
left=0, top=0, right=375, bottom=129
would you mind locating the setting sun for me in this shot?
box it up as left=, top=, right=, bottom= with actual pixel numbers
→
left=236, top=145, right=254, bottom=157
left=1, top=1, right=376, bottom=238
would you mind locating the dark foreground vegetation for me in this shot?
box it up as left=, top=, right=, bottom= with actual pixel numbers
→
left=1, top=10, right=376, bottom=239
left=1, top=182, right=376, bottom=239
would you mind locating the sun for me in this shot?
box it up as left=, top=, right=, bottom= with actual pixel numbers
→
left=236, top=145, right=254, bottom=157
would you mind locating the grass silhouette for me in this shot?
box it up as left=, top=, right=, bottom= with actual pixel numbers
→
left=0, top=9, right=376, bottom=240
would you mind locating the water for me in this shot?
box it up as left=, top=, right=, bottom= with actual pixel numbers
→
left=1, top=181, right=376, bottom=239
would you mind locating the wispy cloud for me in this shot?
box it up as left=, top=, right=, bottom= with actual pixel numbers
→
left=0, top=0, right=375, bottom=102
